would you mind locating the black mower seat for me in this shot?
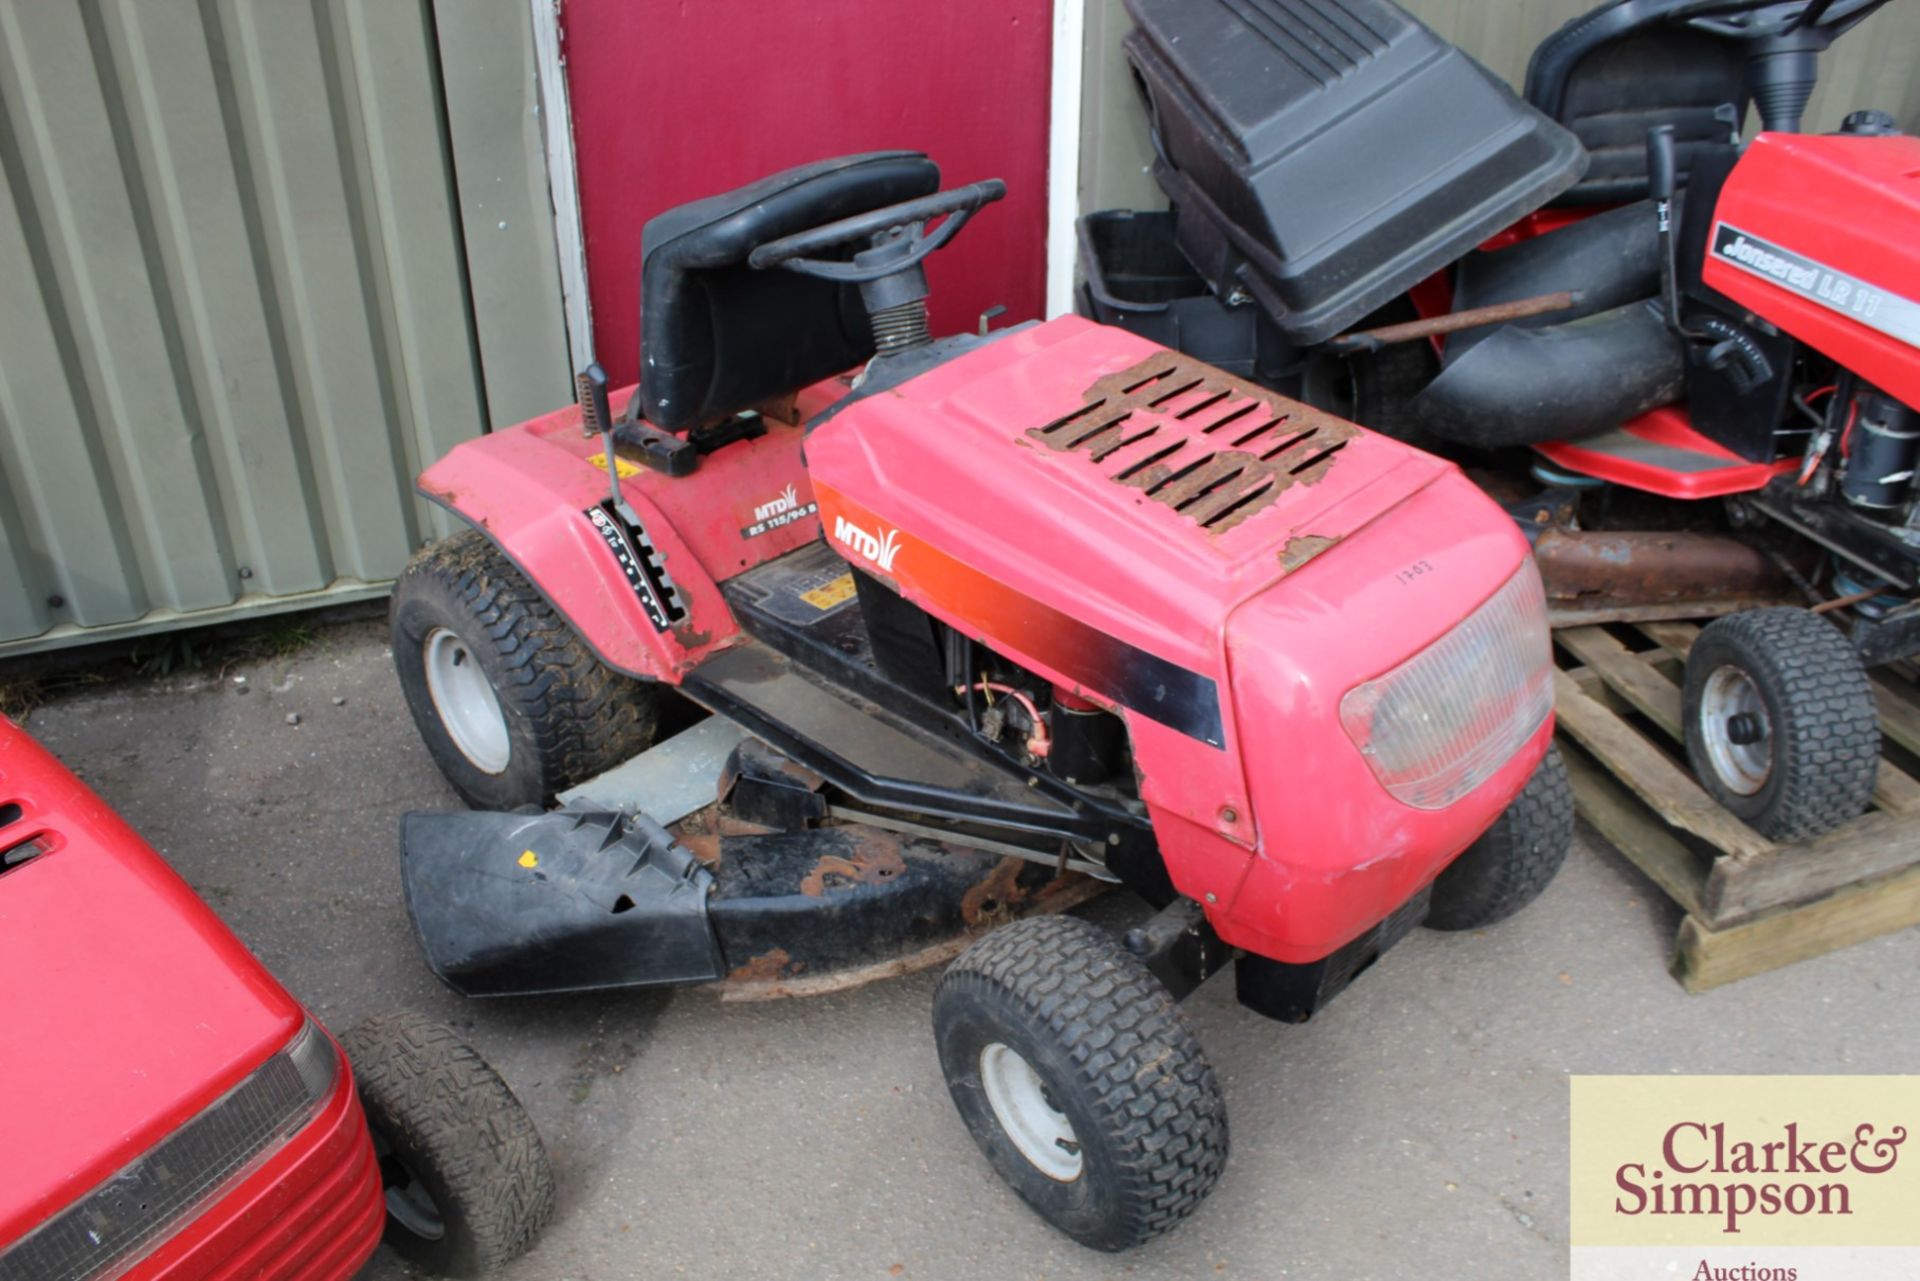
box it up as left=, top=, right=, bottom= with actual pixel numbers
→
left=1525, top=0, right=1748, bottom=206
left=638, top=151, right=941, bottom=433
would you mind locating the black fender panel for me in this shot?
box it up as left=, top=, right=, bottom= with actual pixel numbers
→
left=403, top=809, right=722, bottom=998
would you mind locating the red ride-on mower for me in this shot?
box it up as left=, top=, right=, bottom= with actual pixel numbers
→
left=0, top=716, right=554, bottom=1280
left=1110, top=0, right=1906, bottom=844
left=1407, top=0, right=1908, bottom=842
left=389, top=153, right=1573, bottom=1249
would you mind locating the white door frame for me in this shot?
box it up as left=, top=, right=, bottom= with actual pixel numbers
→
left=1046, top=0, right=1087, bottom=318
left=529, top=0, right=594, bottom=371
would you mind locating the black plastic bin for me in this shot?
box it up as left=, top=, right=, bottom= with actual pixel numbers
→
left=1076, top=210, right=1303, bottom=385
left=1123, top=0, right=1586, bottom=345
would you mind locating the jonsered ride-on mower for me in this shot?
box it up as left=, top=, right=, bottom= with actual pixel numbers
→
left=388, top=154, right=1573, bottom=1249
left=1104, top=0, right=1910, bottom=845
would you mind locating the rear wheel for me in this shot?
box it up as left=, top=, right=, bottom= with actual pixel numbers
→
left=1683, top=607, right=1878, bottom=842
left=1426, top=746, right=1573, bottom=931
left=341, top=1012, right=554, bottom=1277
left=391, top=530, right=661, bottom=809
left=932, top=915, right=1227, bottom=1251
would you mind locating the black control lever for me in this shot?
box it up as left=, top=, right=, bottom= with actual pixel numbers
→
left=1646, top=126, right=1705, bottom=342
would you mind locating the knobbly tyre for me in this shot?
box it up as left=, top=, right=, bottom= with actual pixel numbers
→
left=0, top=716, right=553, bottom=1279
left=1109, top=0, right=1904, bottom=843
left=387, top=153, right=1573, bottom=1250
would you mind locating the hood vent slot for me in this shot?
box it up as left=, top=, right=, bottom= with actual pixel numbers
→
left=2, top=831, right=51, bottom=876
left=1028, top=353, right=1358, bottom=534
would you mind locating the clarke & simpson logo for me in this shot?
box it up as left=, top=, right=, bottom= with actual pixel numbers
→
left=1613, top=1120, right=1906, bottom=1235
left=1571, top=1077, right=1920, bottom=1281
left=832, top=515, right=902, bottom=572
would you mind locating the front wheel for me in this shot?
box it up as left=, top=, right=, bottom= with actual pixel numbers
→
left=1426, top=746, right=1573, bottom=931
left=391, top=530, right=661, bottom=809
left=341, top=1012, right=555, bottom=1277
left=932, top=915, right=1228, bottom=1252
left=1682, top=606, right=1879, bottom=842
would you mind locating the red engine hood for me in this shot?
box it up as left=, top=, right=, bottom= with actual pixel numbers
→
left=0, top=718, right=303, bottom=1247
left=805, top=316, right=1457, bottom=849
left=806, top=316, right=1450, bottom=698
left=1704, top=131, right=1920, bottom=408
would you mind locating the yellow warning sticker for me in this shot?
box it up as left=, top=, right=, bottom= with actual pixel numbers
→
left=518, top=849, right=539, bottom=869
left=800, top=573, right=856, bottom=611
left=587, top=451, right=642, bottom=480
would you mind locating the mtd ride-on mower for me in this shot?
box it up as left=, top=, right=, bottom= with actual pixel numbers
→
left=0, top=716, right=554, bottom=1280
left=387, top=153, right=1573, bottom=1249
left=1106, top=0, right=1908, bottom=844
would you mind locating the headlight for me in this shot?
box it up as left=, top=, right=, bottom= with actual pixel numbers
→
left=1338, top=558, right=1552, bottom=809
left=0, top=1019, right=340, bottom=1281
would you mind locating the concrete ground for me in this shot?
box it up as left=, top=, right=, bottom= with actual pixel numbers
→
left=14, top=615, right=1920, bottom=1280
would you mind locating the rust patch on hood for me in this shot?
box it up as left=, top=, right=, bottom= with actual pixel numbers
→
left=1027, top=352, right=1357, bottom=535
left=1279, top=534, right=1337, bottom=573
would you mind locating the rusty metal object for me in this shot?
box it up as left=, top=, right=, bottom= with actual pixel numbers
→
left=1323, top=290, right=1584, bottom=354
left=1536, top=529, right=1800, bottom=624
left=702, top=825, right=1084, bottom=995
left=960, top=856, right=1030, bottom=927
left=799, top=833, right=908, bottom=896
left=727, top=947, right=799, bottom=983
left=719, top=876, right=1111, bottom=1003
left=674, top=832, right=725, bottom=866
left=1813, top=586, right=1886, bottom=615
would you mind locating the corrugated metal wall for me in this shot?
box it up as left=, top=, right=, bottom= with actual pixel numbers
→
left=1080, top=0, right=1920, bottom=212
left=0, top=0, right=571, bottom=655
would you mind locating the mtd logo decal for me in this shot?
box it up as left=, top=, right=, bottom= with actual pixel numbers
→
left=739, top=484, right=817, bottom=539
left=832, top=515, right=902, bottom=572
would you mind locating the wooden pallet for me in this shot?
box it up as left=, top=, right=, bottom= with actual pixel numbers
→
left=1553, top=619, right=1920, bottom=991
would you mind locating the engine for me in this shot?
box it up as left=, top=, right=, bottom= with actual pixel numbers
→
left=1687, top=126, right=1920, bottom=527
left=804, top=316, right=1554, bottom=962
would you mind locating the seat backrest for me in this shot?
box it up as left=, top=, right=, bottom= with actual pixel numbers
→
left=637, top=152, right=941, bottom=432
left=1525, top=0, right=1748, bottom=206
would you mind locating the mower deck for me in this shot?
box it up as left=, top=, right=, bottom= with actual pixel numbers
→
left=402, top=539, right=1144, bottom=1000
left=403, top=795, right=1096, bottom=999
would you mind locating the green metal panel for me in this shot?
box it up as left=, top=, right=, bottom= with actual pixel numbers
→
left=0, top=0, right=570, bottom=655
left=1079, top=0, right=1920, bottom=214
left=1079, top=0, right=1163, bottom=216
left=435, top=0, right=573, bottom=429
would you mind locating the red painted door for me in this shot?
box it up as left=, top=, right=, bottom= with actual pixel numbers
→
left=560, top=0, right=1054, bottom=390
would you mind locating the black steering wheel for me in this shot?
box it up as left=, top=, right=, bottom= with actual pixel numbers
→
left=747, top=179, right=1008, bottom=283
left=1673, top=0, right=1887, bottom=39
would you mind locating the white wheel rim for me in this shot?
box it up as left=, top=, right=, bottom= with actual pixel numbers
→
left=422, top=627, right=511, bottom=774
left=1699, top=663, right=1772, bottom=796
left=979, top=1042, right=1083, bottom=1182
